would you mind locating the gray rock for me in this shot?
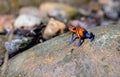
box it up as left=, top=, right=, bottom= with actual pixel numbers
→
left=4, top=37, right=31, bottom=54
left=2, top=24, right=120, bottom=77
left=0, top=35, right=32, bottom=65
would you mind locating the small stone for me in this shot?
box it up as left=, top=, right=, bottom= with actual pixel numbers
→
left=43, top=18, right=66, bottom=39
left=14, top=14, right=41, bottom=29
left=4, top=37, right=31, bottom=54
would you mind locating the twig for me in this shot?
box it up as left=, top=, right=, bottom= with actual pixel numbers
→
left=1, top=30, right=13, bottom=77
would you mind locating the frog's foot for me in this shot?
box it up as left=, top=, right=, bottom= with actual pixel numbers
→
left=69, top=35, right=78, bottom=44
left=77, top=39, right=84, bottom=47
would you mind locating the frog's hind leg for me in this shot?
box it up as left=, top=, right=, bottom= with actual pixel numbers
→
left=85, top=32, right=94, bottom=42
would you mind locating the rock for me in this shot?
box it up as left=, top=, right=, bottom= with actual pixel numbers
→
left=78, top=2, right=104, bottom=26
left=0, top=35, right=32, bottom=63
left=4, top=37, right=31, bottom=55
left=43, top=18, right=66, bottom=39
left=39, top=2, right=78, bottom=22
left=0, top=15, right=15, bottom=32
left=102, top=0, right=120, bottom=20
left=19, top=6, right=49, bottom=23
left=3, top=24, right=120, bottom=77
left=19, top=6, right=42, bottom=17
left=14, top=14, right=41, bottom=29
left=68, top=17, right=97, bottom=28
left=79, top=2, right=104, bottom=25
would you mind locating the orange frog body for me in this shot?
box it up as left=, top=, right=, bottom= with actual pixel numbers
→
left=68, top=25, right=94, bottom=46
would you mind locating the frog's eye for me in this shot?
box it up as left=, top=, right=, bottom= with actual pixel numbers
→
left=72, top=27, right=76, bottom=30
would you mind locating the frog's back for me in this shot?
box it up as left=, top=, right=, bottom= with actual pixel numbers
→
left=76, top=27, right=87, bottom=38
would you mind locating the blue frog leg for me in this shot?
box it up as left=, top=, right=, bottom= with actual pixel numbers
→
left=69, top=33, right=78, bottom=44
left=77, top=39, right=84, bottom=47
left=85, top=32, right=94, bottom=42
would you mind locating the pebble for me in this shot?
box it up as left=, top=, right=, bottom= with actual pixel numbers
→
left=14, top=14, right=41, bottom=29
left=43, top=18, right=66, bottom=39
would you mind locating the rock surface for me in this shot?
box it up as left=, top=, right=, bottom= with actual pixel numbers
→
left=1, top=24, right=120, bottom=77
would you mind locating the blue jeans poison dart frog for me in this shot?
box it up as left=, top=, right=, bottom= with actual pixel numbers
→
left=68, top=25, right=94, bottom=46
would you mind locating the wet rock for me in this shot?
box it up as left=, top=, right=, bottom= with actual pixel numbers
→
left=39, top=2, right=78, bottom=22
left=43, top=18, right=66, bottom=39
left=14, top=14, right=41, bottom=29
left=0, top=15, right=15, bottom=33
left=4, top=24, right=120, bottom=77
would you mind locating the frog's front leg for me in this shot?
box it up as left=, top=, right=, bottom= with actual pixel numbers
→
left=69, top=33, right=78, bottom=44
left=77, top=39, right=84, bottom=47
